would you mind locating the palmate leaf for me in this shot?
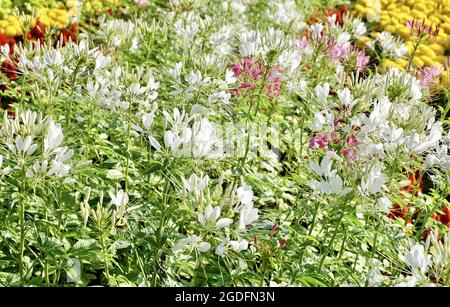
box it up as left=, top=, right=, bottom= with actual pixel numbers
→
left=109, top=240, right=131, bottom=251
left=72, top=239, right=98, bottom=250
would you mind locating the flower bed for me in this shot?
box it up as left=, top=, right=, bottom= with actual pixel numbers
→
left=0, top=0, right=448, bottom=287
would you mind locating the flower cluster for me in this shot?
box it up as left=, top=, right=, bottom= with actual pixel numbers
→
left=173, top=178, right=258, bottom=257
left=231, top=58, right=282, bottom=98
left=354, top=0, right=450, bottom=69
left=0, top=109, right=73, bottom=178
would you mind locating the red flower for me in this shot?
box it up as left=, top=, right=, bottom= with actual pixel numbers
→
left=388, top=203, right=410, bottom=221
left=1, top=60, right=18, bottom=81
left=400, top=171, right=424, bottom=196
left=278, top=239, right=287, bottom=249
left=59, top=23, right=79, bottom=47
left=26, top=20, right=46, bottom=44
left=389, top=171, right=424, bottom=222
left=0, top=33, right=16, bottom=54
left=327, top=5, right=348, bottom=26
left=432, top=206, right=450, bottom=228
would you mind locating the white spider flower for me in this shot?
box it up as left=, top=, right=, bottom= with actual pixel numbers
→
left=237, top=185, right=254, bottom=207
left=198, top=204, right=221, bottom=225
left=181, top=173, right=209, bottom=195
left=238, top=202, right=259, bottom=230
left=109, top=189, right=129, bottom=211
left=172, top=235, right=211, bottom=253
left=229, top=239, right=249, bottom=252
left=359, top=163, right=387, bottom=195
left=404, top=243, right=430, bottom=274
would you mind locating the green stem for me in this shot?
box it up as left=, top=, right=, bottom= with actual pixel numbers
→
left=192, top=253, right=202, bottom=287
left=44, top=260, right=50, bottom=286
left=414, top=199, right=440, bottom=240
left=317, top=208, right=345, bottom=272
left=440, top=93, right=450, bottom=122
left=151, top=178, right=170, bottom=287
left=19, top=167, right=27, bottom=286
left=299, top=201, right=321, bottom=267
left=124, top=110, right=133, bottom=192
left=406, top=36, right=423, bottom=72
left=66, top=60, right=82, bottom=127
left=338, top=226, right=348, bottom=259
left=308, top=201, right=321, bottom=237
left=240, top=70, right=268, bottom=169
left=19, top=195, right=25, bottom=286
left=259, top=269, right=267, bottom=287
left=100, top=228, right=111, bottom=284
left=365, top=220, right=381, bottom=287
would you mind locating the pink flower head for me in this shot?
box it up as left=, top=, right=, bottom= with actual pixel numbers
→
left=356, top=51, right=370, bottom=69
left=271, top=224, right=277, bottom=235
left=242, top=58, right=255, bottom=70
left=264, top=65, right=282, bottom=97
left=346, top=135, right=360, bottom=146
left=296, top=36, right=308, bottom=49
left=230, top=58, right=283, bottom=98
left=328, top=44, right=349, bottom=61
left=248, top=64, right=263, bottom=80
left=309, top=133, right=328, bottom=149
left=231, top=82, right=255, bottom=95
left=406, top=18, right=439, bottom=39
left=267, top=65, right=282, bottom=83
left=420, top=65, right=442, bottom=89
left=430, top=26, right=439, bottom=38
left=239, top=82, right=255, bottom=90
left=232, top=63, right=242, bottom=76
left=342, top=148, right=358, bottom=160
left=406, top=19, right=415, bottom=31
left=264, top=83, right=281, bottom=98
left=333, top=118, right=340, bottom=128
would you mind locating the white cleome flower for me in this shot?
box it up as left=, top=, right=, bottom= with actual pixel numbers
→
left=109, top=189, right=129, bottom=210
left=237, top=185, right=254, bottom=206
left=229, top=239, right=249, bottom=252
left=404, top=243, right=430, bottom=274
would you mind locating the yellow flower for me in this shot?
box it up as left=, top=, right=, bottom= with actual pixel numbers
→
left=395, top=58, right=409, bottom=68
left=417, top=46, right=436, bottom=59
left=355, top=0, right=450, bottom=68
left=420, top=55, right=435, bottom=66
left=413, top=57, right=424, bottom=68
left=0, top=15, right=22, bottom=37
left=441, top=72, right=450, bottom=87
left=428, top=44, right=444, bottom=55
left=381, top=59, right=402, bottom=70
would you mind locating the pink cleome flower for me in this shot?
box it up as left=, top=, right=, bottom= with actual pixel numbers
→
left=420, top=65, right=442, bottom=89
left=230, top=58, right=282, bottom=98
left=356, top=51, right=370, bottom=69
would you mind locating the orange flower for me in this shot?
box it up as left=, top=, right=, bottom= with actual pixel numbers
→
left=59, top=23, right=78, bottom=47
left=400, top=170, right=424, bottom=196
left=1, top=60, right=17, bottom=81
left=389, top=171, right=424, bottom=222
left=432, top=206, right=450, bottom=228
left=0, top=33, right=15, bottom=54
left=26, top=20, right=46, bottom=44
left=327, top=5, right=348, bottom=26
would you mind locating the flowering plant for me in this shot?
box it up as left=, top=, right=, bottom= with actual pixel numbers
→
left=0, top=0, right=448, bottom=288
